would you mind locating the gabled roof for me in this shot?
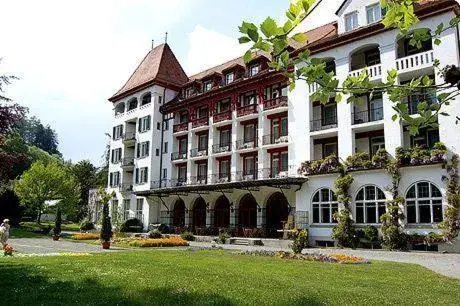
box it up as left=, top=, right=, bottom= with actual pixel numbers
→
left=336, top=0, right=447, bottom=15
left=109, top=43, right=189, bottom=102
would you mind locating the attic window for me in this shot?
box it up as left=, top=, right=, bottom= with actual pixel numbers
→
left=366, top=3, right=383, bottom=24
left=345, top=12, right=358, bottom=32
left=185, top=87, right=194, bottom=98
left=249, top=64, right=260, bottom=77
left=225, top=72, right=234, bottom=85
left=203, top=80, right=212, bottom=92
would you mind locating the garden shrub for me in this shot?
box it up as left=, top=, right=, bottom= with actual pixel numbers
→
left=344, top=152, right=372, bottom=171
left=332, top=209, right=358, bottom=248
left=218, top=232, right=230, bottom=244
left=363, top=225, right=379, bottom=243
left=120, top=218, right=143, bottom=233
left=80, top=221, right=95, bottom=231
left=431, top=142, right=447, bottom=163
left=291, top=229, right=309, bottom=254
left=180, top=231, right=195, bottom=241
left=298, top=154, right=340, bottom=175
left=72, top=233, right=100, bottom=240
left=53, top=207, right=62, bottom=236
left=439, top=154, right=460, bottom=241
left=129, top=237, right=189, bottom=247
left=371, top=148, right=390, bottom=168
left=148, top=229, right=162, bottom=239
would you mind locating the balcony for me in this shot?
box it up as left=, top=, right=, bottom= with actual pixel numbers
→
left=192, top=117, right=209, bottom=129
left=235, top=138, right=258, bottom=150
left=190, top=175, right=208, bottom=185
left=190, top=148, right=208, bottom=158
left=353, top=107, right=383, bottom=125
left=211, top=173, right=231, bottom=184
left=171, top=178, right=188, bottom=187
left=396, top=50, right=434, bottom=75
left=261, top=167, right=290, bottom=179
left=308, top=82, right=320, bottom=94
left=237, top=104, right=258, bottom=117
left=262, top=133, right=289, bottom=146
left=150, top=179, right=174, bottom=189
left=263, top=96, right=288, bottom=111
left=119, top=184, right=133, bottom=192
left=236, top=169, right=258, bottom=181
left=212, top=143, right=232, bottom=154
left=173, top=122, right=188, bottom=134
left=310, top=116, right=338, bottom=132
left=122, top=132, right=136, bottom=145
left=120, top=157, right=134, bottom=169
left=171, top=151, right=187, bottom=161
left=213, top=110, right=232, bottom=123
left=349, top=64, right=382, bottom=80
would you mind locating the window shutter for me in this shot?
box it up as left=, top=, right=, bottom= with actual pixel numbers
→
left=136, top=143, right=140, bottom=158
left=147, top=116, right=151, bottom=130
left=146, top=142, right=150, bottom=156
left=120, top=125, right=124, bottom=137
left=109, top=173, right=113, bottom=187
left=135, top=169, right=139, bottom=184
left=112, top=127, right=116, bottom=140
left=138, top=118, right=142, bottom=132
left=143, top=168, right=148, bottom=183
left=111, top=150, right=114, bottom=163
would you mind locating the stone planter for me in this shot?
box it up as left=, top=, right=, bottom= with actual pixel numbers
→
left=101, top=241, right=111, bottom=249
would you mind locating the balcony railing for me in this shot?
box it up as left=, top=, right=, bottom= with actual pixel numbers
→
left=212, top=142, right=232, bottom=154
left=406, top=96, right=437, bottom=115
left=121, top=157, right=134, bottom=167
left=396, top=50, right=434, bottom=74
left=192, top=117, right=209, bottom=128
left=349, top=63, right=382, bottom=80
left=237, top=104, right=258, bottom=117
left=122, top=132, right=135, bottom=142
left=235, top=138, right=258, bottom=150
left=310, top=116, right=338, bottom=132
left=262, top=133, right=289, bottom=145
left=263, top=96, right=288, bottom=111
left=213, top=110, right=232, bottom=123
left=173, top=122, right=188, bottom=133
left=261, top=167, right=290, bottom=179
left=211, top=173, right=231, bottom=184
left=120, top=184, right=133, bottom=192
left=309, top=82, right=320, bottom=94
left=190, top=148, right=208, bottom=158
left=190, top=175, right=208, bottom=185
left=171, top=151, right=187, bottom=161
left=353, top=107, right=383, bottom=125
left=236, top=169, right=258, bottom=181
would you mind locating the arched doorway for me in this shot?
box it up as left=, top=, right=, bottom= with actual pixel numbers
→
left=214, top=196, right=230, bottom=228
left=172, top=199, right=185, bottom=227
left=238, top=194, right=258, bottom=229
left=266, top=192, right=290, bottom=237
left=192, top=197, right=207, bottom=229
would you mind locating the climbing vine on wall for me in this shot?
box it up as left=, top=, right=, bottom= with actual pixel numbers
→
left=380, top=160, right=407, bottom=250
left=439, top=154, right=460, bottom=241
left=331, top=165, right=358, bottom=247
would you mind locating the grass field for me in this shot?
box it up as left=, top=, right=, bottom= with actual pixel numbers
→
left=9, top=222, right=81, bottom=238
left=0, top=249, right=459, bottom=305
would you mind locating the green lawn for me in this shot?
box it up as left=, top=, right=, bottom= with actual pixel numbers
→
left=0, top=250, right=459, bottom=305
left=9, top=222, right=81, bottom=238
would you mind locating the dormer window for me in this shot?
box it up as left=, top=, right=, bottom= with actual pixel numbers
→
left=345, top=12, right=358, bottom=32
left=203, top=80, right=212, bottom=92
left=185, top=87, right=194, bottom=98
left=249, top=64, right=260, bottom=77
left=225, top=72, right=234, bottom=85
left=366, top=3, right=383, bottom=24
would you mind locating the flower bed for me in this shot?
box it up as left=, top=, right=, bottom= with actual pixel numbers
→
left=235, top=250, right=368, bottom=264
left=126, top=237, right=189, bottom=248
left=71, top=233, right=100, bottom=240
left=3, top=244, right=14, bottom=256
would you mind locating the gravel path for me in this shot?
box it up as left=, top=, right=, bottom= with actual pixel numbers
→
left=189, top=242, right=460, bottom=278
left=8, top=238, right=125, bottom=254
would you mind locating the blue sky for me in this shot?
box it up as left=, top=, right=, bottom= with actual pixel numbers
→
left=0, top=0, right=339, bottom=166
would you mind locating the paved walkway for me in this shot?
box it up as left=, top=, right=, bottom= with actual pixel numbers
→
left=8, top=238, right=125, bottom=254
left=189, top=242, right=460, bottom=278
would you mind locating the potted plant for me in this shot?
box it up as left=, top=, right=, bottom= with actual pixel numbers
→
left=99, top=189, right=113, bottom=249
left=52, top=206, right=62, bottom=241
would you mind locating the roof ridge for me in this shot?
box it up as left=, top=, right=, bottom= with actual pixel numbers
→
left=188, top=54, right=244, bottom=79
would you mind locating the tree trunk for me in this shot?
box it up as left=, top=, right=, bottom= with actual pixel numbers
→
left=37, top=210, right=42, bottom=224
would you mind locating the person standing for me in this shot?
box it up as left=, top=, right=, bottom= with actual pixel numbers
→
left=0, top=219, right=10, bottom=248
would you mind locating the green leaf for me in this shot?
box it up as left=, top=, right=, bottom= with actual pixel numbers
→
left=450, top=17, right=460, bottom=27
left=260, top=17, right=278, bottom=38
left=335, top=94, right=342, bottom=103
left=391, top=114, right=398, bottom=121
left=247, top=28, right=259, bottom=42
left=238, top=36, right=251, bottom=44
left=253, top=41, right=272, bottom=52
left=435, top=23, right=444, bottom=35
left=434, top=38, right=441, bottom=46
left=440, top=112, right=449, bottom=116
left=243, top=50, right=253, bottom=63
left=292, top=32, right=307, bottom=43
left=283, top=20, right=293, bottom=33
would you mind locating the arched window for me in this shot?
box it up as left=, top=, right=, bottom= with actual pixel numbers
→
left=141, top=93, right=151, bottom=106
left=406, top=182, right=443, bottom=224
left=355, top=185, right=386, bottom=224
left=114, top=102, right=125, bottom=115
left=312, top=188, right=338, bottom=224
left=127, top=98, right=138, bottom=111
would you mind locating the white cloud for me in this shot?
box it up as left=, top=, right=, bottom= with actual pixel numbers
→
left=0, top=0, right=192, bottom=165
left=185, top=25, right=248, bottom=76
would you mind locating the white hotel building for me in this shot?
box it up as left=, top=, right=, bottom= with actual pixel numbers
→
left=107, top=0, right=460, bottom=244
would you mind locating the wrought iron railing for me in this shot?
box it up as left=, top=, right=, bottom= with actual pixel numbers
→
left=235, top=137, right=258, bottom=150
left=173, top=122, right=188, bottom=133
left=121, top=157, right=134, bottom=167
left=310, top=116, right=338, bottom=131
left=192, top=117, right=209, bottom=128
left=213, top=110, right=232, bottom=123
left=212, top=143, right=232, bottom=154
left=353, top=107, right=383, bottom=124
left=235, top=169, right=258, bottom=181
left=211, top=173, right=232, bottom=184
left=171, top=151, right=187, bottom=161
left=263, top=96, right=288, bottom=111
left=190, top=175, right=208, bottom=185
left=190, top=148, right=208, bottom=158
left=122, top=132, right=135, bottom=142
left=237, top=104, right=258, bottom=117
left=262, top=133, right=289, bottom=145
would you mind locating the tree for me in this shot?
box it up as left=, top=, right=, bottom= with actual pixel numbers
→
left=71, top=160, right=98, bottom=221
left=98, top=188, right=113, bottom=246
left=15, top=116, right=61, bottom=156
left=238, top=0, right=460, bottom=134
left=14, top=161, right=80, bottom=223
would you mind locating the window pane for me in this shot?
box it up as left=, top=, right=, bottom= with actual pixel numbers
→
left=365, top=186, right=375, bottom=200
left=321, top=189, right=330, bottom=202
left=377, top=204, right=386, bottom=222
left=332, top=204, right=338, bottom=223
left=321, top=204, right=330, bottom=223
left=356, top=204, right=364, bottom=223
left=377, top=188, right=385, bottom=200
left=418, top=182, right=430, bottom=198
left=356, top=189, right=364, bottom=201
left=313, top=192, right=320, bottom=203
left=366, top=203, right=377, bottom=223
left=419, top=203, right=431, bottom=223
left=432, top=200, right=443, bottom=222
left=431, top=184, right=442, bottom=198
left=313, top=204, right=319, bottom=223
left=407, top=201, right=416, bottom=223
left=331, top=191, right=337, bottom=201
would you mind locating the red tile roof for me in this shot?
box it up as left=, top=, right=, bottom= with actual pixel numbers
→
left=109, top=43, right=189, bottom=102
